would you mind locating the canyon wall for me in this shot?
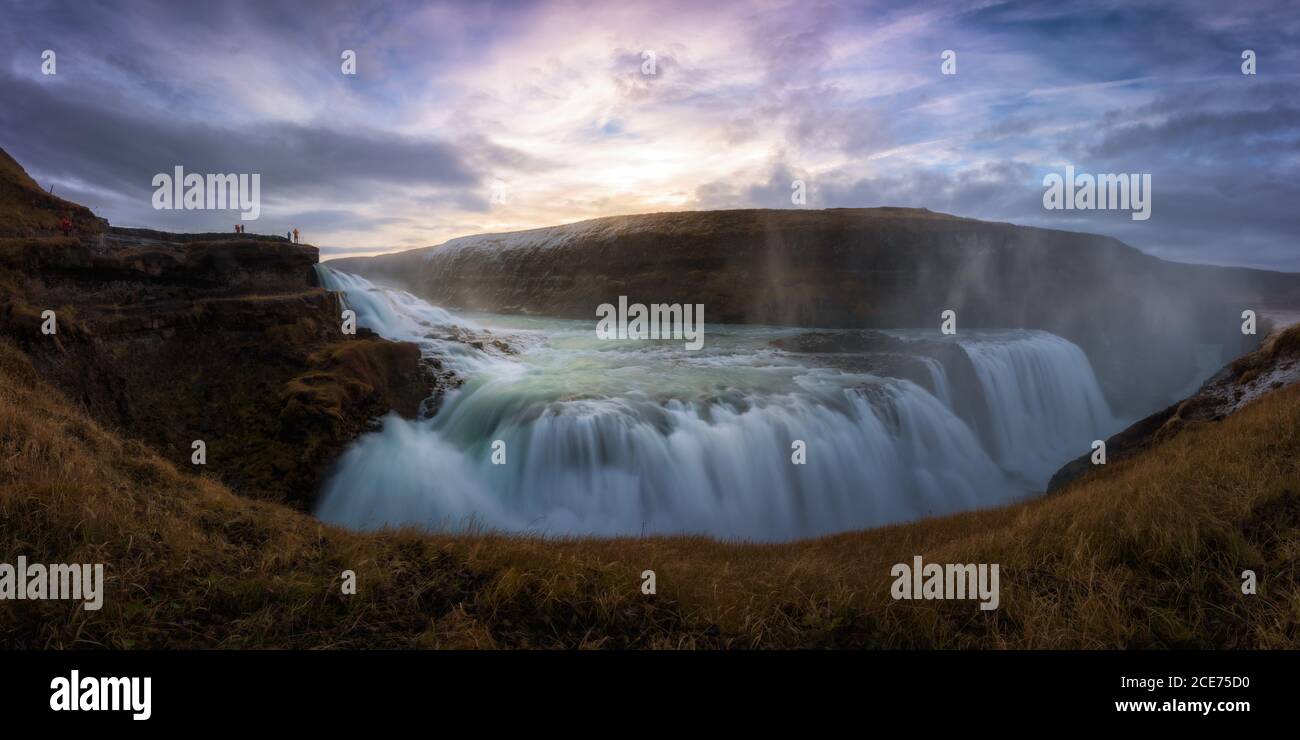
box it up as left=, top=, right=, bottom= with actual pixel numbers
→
left=333, top=208, right=1300, bottom=413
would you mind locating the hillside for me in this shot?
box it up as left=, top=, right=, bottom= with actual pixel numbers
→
left=0, top=147, right=106, bottom=239
left=0, top=147, right=439, bottom=508
left=332, top=209, right=1300, bottom=413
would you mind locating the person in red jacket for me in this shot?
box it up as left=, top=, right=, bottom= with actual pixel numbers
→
left=58, top=214, right=73, bottom=236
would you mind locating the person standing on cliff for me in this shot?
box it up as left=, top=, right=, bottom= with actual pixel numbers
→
left=292, top=228, right=299, bottom=244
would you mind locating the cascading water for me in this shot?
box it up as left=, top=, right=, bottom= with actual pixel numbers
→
left=313, top=266, right=1120, bottom=541
left=956, top=333, right=1116, bottom=485
left=317, top=267, right=505, bottom=376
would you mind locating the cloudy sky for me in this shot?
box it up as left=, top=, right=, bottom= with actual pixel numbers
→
left=3, top=0, right=1298, bottom=268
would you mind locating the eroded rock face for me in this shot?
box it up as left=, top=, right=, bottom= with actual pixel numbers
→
left=332, top=208, right=1298, bottom=415
left=1048, top=323, right=1300, bottom=492
left=0, top=149, right=439, bottom=509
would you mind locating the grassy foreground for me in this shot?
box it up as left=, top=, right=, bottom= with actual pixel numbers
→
left=1, top=335, right=1297, bottom=649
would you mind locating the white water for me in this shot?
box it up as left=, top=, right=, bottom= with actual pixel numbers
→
left=957, top=333, right=1115, bottom=484
left=318, top=268, right=505, bottom=377
left=314, top=267, right=1119, bottom=541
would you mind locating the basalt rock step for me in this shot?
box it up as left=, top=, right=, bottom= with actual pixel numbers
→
left=1048, top=323, right=1300, bottom=492
left=333, top=208, right=1300, bottom=415
left=0, top=147, right=439, bottom=509
left=768, top=329, right=991, bottom=446
left=4, top=234, right=319, bottom=290
left=769, top=329, right=908, bottom=354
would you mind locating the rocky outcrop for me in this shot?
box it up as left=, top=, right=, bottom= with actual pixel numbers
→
left=0, top=148, right=439, bottom=509
left=1048, top=323, right=1300, bottom=491
left=331, top=208, right=1300, bottom=415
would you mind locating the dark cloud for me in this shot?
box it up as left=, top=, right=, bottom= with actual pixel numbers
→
left=0, top=72, right=477, bottom=226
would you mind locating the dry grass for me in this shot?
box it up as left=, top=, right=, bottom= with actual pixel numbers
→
left=1, top=336, right=1297, bottom=648
left=0, top=150, right=102, bottom=239
left=1234, top=323, right=1300, bottom=381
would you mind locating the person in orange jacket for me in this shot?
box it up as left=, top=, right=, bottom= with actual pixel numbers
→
left=292, top=228, right=299, bottom=244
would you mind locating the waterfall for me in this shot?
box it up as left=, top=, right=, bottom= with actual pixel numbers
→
left=314, top=267, right=1117, bottom=541
left=317, top=265, right=469, bottom=338
left=316, top=265, right=506, bottom=376
left=956, top=333, right=1115, bottom=484
left=316, top=380, right=1020, bottom=540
